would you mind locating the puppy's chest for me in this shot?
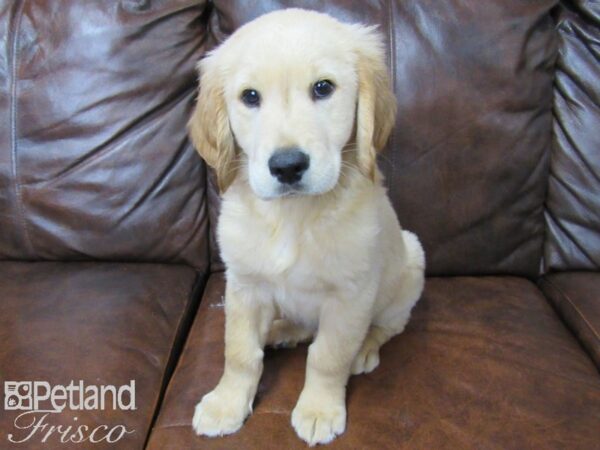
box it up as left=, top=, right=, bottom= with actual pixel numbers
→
left=223, top=217, right=344, bottom=325
left=224, top=217, right=339, bottom=287
left=219, top=195, right=380, bottom=324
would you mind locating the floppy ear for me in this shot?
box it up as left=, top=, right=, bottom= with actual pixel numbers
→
left=354, top=27, right=397, bottom=180
left=188, top=55, right=236, bottom=193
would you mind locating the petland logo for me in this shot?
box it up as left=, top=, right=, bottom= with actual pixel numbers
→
left=4, top=380, right=136, bottom=445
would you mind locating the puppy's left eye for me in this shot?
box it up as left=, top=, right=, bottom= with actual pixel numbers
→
left=241, top=89, right=261, bottom=107
left=312, top=80, right=335, bottom=100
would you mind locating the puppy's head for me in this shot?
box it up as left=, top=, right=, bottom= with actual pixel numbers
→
left=188, top=9, right=396, bottom=198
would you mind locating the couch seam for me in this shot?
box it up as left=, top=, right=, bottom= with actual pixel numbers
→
left=143, top=271, right=208, bottom=449
left=386, top=0, right=397, bottom=190
left=537, top=3, right=562, bottom=276
left=200, top=0, right=219, bottom=275
left=145, top=274, right=228, bottom=438
left=543, top=277, right=600, bottom=342
left=542, top=3, right=599, bottom=273
left=9, top=0, right=34, bottom=257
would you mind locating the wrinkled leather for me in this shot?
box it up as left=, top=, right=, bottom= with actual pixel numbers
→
left=147, top=273, right=600, bottom=449
left=544, top=1, right=600, bottom=271
left=1, top=2, right=600, bottom=449
left=0, top=1, right=210, bottom=271
left=540, top=272, right=600, bottom=371
left=203, top=0, right=558, bottom=277
left=0, top=261, right=201, bottom=450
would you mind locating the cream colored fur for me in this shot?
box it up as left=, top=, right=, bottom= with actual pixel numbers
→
left=188, top=9, right=425, bottom=446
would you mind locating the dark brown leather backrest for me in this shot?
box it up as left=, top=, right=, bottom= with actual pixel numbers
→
left=0, top=0, right=210, bottom=271
left=544, top=0, right=600, bottom=271
left=206, top=0, right=558, bottom=276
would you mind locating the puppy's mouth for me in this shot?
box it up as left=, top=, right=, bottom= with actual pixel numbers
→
left=277, top=183, right=306, bottom=198
left=255, top=182, right=310, bottom=200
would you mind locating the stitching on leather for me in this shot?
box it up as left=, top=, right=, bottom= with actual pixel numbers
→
left=545, top=277, right=600, bottom=342
left=534, top=3, right=579, bottom=275
left=9, top=1, right=34, bottom=256
left=386, top=0, right=397, bottom=189
left=387, top=0, right=396, bottom=102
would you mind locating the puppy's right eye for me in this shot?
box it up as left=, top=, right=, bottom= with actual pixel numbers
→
left=241, top=89, right=261, bottom=107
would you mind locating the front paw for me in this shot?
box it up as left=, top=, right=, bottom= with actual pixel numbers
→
left=291, top=390, right=346, bottom=446
left=192, top=386, right=252, bottom=437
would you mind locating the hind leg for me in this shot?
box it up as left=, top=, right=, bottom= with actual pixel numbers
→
left=352, top=231, right=425, bottom=375
left=351, top=325, right=396, bottom=375
left=351, top=294, right=417, bottom=375
left=266, top=319, right=314, bottom=348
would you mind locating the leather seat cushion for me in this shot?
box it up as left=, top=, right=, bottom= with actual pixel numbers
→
left=0, top=262, right=202, bottom=450
left=539, top=272, right=600, bottom=370
left=148, top=273, right=600, bottom=449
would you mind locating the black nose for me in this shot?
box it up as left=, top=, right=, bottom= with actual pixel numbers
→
left=268, top=149, right=310, bottom=185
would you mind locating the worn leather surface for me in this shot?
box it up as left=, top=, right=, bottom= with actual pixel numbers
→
left=540, top=272, right=600, bottom=371
left=544, top=1, right=600, bottom=271
left=1, top=2, right=599, bottom=449
left=147, top=273, right=600, bottom=449
left=0, top=1, right=210, bottom=270
left=0, top=262, right=200, bottom=450
left=202, top=0, right=558, bottom=276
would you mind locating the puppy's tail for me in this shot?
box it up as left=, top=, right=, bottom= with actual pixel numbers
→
left=402, top=230, right=425, bottom=272
left=374, top=230, right=425, bottom=334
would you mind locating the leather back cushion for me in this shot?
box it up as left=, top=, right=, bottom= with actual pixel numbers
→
left=544, top=1, right=600, bottom=271
left=206, top=0, right=558, bottom=276
left=0, top=0, right=210, bottom=271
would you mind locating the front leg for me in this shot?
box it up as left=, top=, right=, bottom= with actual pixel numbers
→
left=292, top=287, right=374, bottom=445
left=193, top=281, right=274, bottom=436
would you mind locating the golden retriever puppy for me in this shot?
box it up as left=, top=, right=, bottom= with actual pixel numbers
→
left=188, top=8, right=425, bottom=446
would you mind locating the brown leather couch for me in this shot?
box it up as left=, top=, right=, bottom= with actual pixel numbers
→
left=1, top=1, right=599, bottom=449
